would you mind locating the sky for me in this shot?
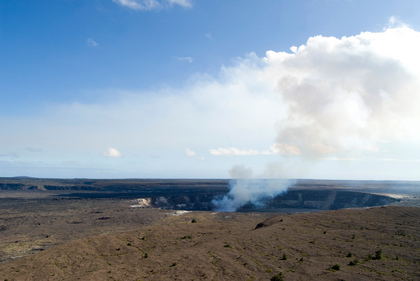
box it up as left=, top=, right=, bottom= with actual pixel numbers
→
left=1, top=0, right=420, bottom=180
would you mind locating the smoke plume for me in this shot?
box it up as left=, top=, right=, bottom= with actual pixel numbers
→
left=213, top=24, right=420, bottom=210
left=212, top=178, right=294, bottom=212
left=212, top=165, right=295, bottom=212
left=272, top=25, right=420, bottom=159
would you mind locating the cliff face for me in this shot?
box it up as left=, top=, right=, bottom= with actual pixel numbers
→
left=257, top=190, right=397, bottom=211
left=148, top=190, right=398, bottom=211
left=0, top=178, right=400, bottom=211
left=0, top=183, right=28, bottom=190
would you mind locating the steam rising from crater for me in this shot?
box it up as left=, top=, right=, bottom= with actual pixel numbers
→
left=213, top=24, right=420, bottom=210
left=212, top=165, right=295, bottom=212
left=212, top=178, right=294, bottom=212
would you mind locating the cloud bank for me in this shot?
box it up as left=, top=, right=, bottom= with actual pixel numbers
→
left=271, top=26, right=420, bottom=160
left=2, top=25, right=420, bottom=180
left=207, top=25, right=420, bottom=163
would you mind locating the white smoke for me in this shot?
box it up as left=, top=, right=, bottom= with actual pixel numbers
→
left=212, top=165, right=294, bottom=212
left=271, top=26, right=420, bottom=159
left=213, top=24, right=420, bottom=211
left=206, top=25, right=420, bottom=171
left=212, top=178, right=294, bottom=212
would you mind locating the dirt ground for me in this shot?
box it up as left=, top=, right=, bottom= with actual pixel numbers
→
left=0, top=192, right=170, bottom=265
left=0, top=204, right=419, bottom=281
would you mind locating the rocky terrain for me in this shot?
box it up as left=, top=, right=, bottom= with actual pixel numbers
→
left=0, top=206, right=419, bottom=280
left=0, top=178, right=419, bottom=280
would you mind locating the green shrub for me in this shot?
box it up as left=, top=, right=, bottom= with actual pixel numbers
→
left=330, top=264, right=340, bottom=271
left=348, top=258, right=360, bottom=266
left=366, top=249, right=383, bottom=261
left=270, top=272, right=284, bottom=281
left=374, top=249, right=383, bottom=260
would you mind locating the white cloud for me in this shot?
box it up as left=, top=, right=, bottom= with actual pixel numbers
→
left=168, top=0, right=192, bottom=8
left=209, top=143, right=301, bottom=156
left=387, top=16, right=406, bottom=29
left=185, top=148, right=205, bottom=161
left=269, top=143, right=301, bottom=156
left=174, top=56, right=193, bottom=63
left=209, top=147, right=260, bottom=156
left=2, top=25, right=420, bottom=179
left=112, top=0, right=160, bottom=10
left=268, top=26, right=420, bottom=159
left=325, top=157, right=360, bottom=161
left=86, top=38, right=98, bottom=47
left=103, top=147, right=122, bottom=158
left=185, top=148, right=197, bottom=157
left=112, top=0, right=191, bottom=10
left=388, top=16, right=397, bottom=26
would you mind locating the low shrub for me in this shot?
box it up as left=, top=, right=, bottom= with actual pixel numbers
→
left=330, top=264, right=340, bottom=271
left=270, top=272, right=284, bottom=281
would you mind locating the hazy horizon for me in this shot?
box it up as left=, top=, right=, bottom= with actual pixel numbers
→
left=4, top=176, right=420, bottom=184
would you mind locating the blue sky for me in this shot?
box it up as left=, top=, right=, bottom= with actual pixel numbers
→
left=1, top=0, right=420, bottom=179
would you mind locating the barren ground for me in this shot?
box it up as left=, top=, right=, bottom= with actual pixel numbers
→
left=0, top=179, right=419, bottom=280
left=0, top=202, right=419, bottom=280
